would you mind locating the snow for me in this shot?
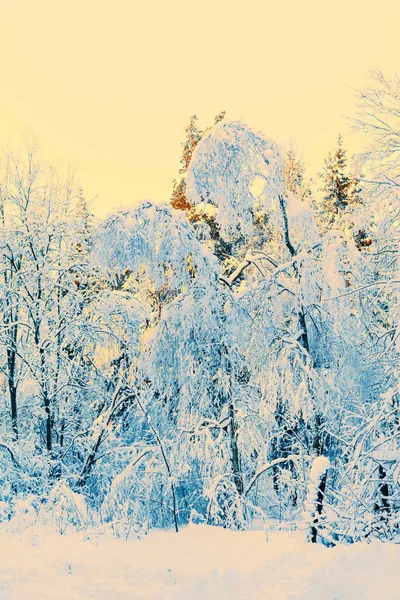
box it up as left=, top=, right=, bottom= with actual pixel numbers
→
left=186, top=120, right=284, bottom=241
left=0, top=525, right=399, bottom=599
left=310, top=456, right=331, bottom=483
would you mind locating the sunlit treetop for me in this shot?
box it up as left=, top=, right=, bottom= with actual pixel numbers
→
left=186, top=121, right=285, bottom=242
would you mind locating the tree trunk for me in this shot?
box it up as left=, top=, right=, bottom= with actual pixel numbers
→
left=5, top=295, right=19, bottom=440
left=44, top=394, right=52, bottom=453
left=9, top=383, right=18, bottom=440
left=307, top=457, right=330, bottom=544
left=374, top=464, right=390, bottom=517
left=229, top=403, right=244, bottom=495
left=309, top=471, right=327, bottom=543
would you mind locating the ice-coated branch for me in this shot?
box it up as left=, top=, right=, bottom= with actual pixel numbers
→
left=244, top=455, right=300, bottom=497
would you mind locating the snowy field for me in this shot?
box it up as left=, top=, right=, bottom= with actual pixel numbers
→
left=0, top=525, right=399, bottom=599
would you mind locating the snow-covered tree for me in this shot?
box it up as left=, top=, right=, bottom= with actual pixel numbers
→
left=354, top=69, right=400, bottom=186
left=318, top=136, right=362, bottom=229
left=0, top=113, right=398, bottom=544
left=283, top=148, right=312, bottom=201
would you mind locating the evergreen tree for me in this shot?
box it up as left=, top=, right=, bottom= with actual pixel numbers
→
left=75, top=189, right=95, bottom=252
left=171, top=112, right=225, bottom=212
left=319, top=135, right=361, bottom=228
left=171, top=115, right=203, bottom=211
left=283, top=148, right=311, bottom=200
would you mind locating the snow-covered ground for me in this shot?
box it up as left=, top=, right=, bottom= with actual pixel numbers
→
left=0, top=524, right=399, bottom=599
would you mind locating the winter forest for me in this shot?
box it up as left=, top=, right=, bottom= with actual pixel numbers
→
left=0, top=68, right=399, bottom=557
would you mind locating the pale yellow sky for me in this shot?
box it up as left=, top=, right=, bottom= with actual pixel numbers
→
left=0, top=0, right=398, bottom=215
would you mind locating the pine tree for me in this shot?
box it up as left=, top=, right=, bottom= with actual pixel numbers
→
left=170, top=112, right=232, bottom=264
left=171, top=112, right=225, bottom=212
left=319, top=135, right=361, bottom=228
left=283, top=148, right=311, bottom=200
left=75, top=189, right=95, bottom=252
left=214, top=110, right=226, bottom=125
left=171, top=115, right=203, bottom=211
